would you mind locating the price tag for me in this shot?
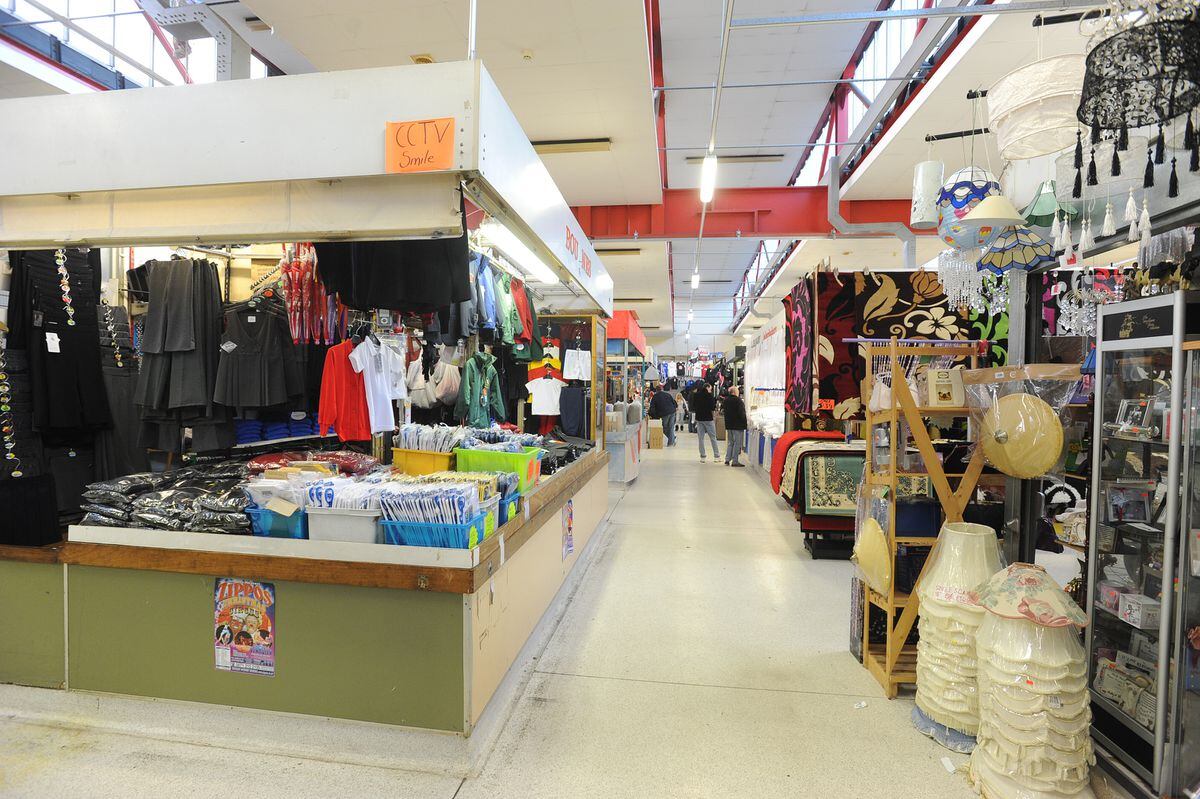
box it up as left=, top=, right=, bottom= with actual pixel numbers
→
left=499, top=533, right=506, bottom=565
left=221, top=341, right=237, bottom=353
left=247, top=315, right=257, bottom=324
left=45, top=332, right=60, bottom=353
left=265, top=497, right=300, bottom=517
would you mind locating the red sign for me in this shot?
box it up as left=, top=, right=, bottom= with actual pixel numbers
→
left=564, top=225, right=592, bottom=276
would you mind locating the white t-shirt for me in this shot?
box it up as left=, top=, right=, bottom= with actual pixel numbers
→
left=525, top=377, right=567, bottom=416
left=349, top=338, right=407, bottom=433
left=563, top=348, right=591, bottom=381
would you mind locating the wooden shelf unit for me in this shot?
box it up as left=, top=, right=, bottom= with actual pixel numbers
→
left=860, top=339, right=984, bottom=698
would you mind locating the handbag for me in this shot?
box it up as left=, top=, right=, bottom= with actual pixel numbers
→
left=432, top=361, right=461, bottom=406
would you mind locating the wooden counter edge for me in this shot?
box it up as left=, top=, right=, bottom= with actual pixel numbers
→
left=471, top=449, right=610, bottom=592
left=0, top=542, right=64, bottom=565
left=55, top=449, right=609, bottom=595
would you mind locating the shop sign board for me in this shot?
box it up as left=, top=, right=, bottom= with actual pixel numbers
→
left=214, top=578, right=276, bottom=677
left=386, top=117, right=456, bottom=174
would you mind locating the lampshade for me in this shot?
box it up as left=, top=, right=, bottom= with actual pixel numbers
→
left=1078, top=20, right=1200, bottom=131
left=965, top=195, right=1026, bottom=226
left=937, top=166, right=1002, bottom=251
left=978, top=226, right=1056, bottom=275
left=988, top=55, right=1086, bottom=160
left=979, top=393, right=1064, bottom=479
left=911, top=160, right=944, bottom=228
left=971, top=563, right=1089, bottom=629
left=1021, top=180, right=1077, bottom=227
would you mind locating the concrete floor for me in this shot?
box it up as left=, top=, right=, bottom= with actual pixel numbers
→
left=0, top=434, right=1126, bottom=797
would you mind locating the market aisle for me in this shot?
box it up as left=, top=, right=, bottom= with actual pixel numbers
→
left=457, top=432, right=976, bottom=799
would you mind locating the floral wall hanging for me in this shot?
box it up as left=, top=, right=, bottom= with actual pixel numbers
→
left=782, top=278, right=814, bottom=415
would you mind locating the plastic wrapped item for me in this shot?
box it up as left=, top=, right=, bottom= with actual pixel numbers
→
left=80, top=512, right=125, bottom=527
left=968, top=564, right=1094, bottom=799
left=305, top=449, right=379, bottom=476
left=246, top=451, right=305, bottom=474
left=914, top=522, right=1004, bottom=740
left=81, top=489, right=134, bottom=507
left=130, top=510, right=188, bottom=530
left=853, top=517, right=892, bottom=595
left=80, top=503, right=130, bottom=522
left=194, top=487, right=251, bottom=514
left=131, top=487, right=209, bottom=514
left=86, top=472, right=169, bottom=495
left=190, top=510, right=252, bottom=534
left=963, top=365, right=1079, bottom=480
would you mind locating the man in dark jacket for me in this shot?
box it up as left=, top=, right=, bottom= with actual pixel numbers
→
left=691, top=383, right=720, bottom=461
left=648, top=387, right=679, bottom=446
left=721, top=387, right=748, bottom=466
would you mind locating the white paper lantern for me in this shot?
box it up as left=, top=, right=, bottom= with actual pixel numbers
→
left=911, top=160, right=944, bottom=228
left=988, top=55, right=1086, bottom=160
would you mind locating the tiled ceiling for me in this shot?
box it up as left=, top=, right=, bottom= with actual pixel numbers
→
left=242, top=0, right=661, bottom=207
left=657, top=0, right=877, bottom=346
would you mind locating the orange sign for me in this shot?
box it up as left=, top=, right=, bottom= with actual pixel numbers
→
left=385, top=117, right=455, bottom=173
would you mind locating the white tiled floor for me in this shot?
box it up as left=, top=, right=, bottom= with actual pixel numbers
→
left=0, top=434, right=1125, bottom=797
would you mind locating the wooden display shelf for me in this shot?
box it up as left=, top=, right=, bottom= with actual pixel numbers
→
left=867, top=586, right=910, bottom=609
left=864, top=642, right=919, bottom=699
left=860, top=339, right=983, bottom=699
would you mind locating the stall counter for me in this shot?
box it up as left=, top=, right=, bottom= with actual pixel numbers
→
left=0, top=450, right=610, bottom=737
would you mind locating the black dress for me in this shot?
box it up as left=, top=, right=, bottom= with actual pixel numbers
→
left=213, top=305, right=304, bottom=411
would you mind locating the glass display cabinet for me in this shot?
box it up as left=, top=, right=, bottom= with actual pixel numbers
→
left=1088, top=292, right=1200, bottom=796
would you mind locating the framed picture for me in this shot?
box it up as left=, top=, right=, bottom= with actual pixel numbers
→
left=1068, top=375, right=1093, bottom=406
left=1107, top=485, right=1151, bottom=523
left=1115, top=398, right=1152, bottom=429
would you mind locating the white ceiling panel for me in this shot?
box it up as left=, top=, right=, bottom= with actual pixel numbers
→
left=243, top=0, right=661, bottom=206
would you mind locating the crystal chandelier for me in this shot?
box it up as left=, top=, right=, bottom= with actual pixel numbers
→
left=937, top=248, right=987, bottom=313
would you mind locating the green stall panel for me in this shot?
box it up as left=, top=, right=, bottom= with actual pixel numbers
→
left=0, top=561, right=65, bottom=689
left=68, top=566, right=465, bottom=732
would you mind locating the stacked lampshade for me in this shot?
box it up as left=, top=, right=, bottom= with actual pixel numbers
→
left=914, top=522, right=1004, bottom=741
left=969, top=564, right=1095, bottom=799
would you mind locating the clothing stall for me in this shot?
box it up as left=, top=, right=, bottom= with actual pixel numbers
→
left=604, top=310, right=647, bottom=484
left=0, top=61, right=615, bottom=747
left=532, top=313, right=607, bottom=447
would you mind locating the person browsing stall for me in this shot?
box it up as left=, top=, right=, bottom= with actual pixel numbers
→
left=690, top=383, right=720, bottom=462
left=648, top=386, right=679, bottom=447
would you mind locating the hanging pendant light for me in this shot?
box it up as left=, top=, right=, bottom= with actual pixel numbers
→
left=978, top=226, right=1056, bottom=275
left=988, top=55, right=1087, bottom=160
left=965, top=195, right=1026, bottom=227
left=1024, top=180, right=1076, bottom=229
left=911, top=160, right=944, bottom=228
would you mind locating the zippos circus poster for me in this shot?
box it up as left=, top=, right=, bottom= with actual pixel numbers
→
left=214, top=578, right=276, bottom=677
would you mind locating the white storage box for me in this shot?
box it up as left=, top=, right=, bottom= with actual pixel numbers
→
left=1117, top=593, right=1161, bottom=630
left=307, top=507, right=381, bottom=544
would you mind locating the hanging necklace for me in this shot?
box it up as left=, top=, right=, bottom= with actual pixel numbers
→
left=0, top=336, right=22, bottom=477
left=100, top=297, right=125, bottom=369
left=55, top=248, right=77, bottom=326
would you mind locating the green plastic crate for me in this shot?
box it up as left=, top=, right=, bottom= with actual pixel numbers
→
left=454, top=446, right=543, bottom=495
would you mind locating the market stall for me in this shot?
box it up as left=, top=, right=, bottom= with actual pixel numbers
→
left=0, top=60, right=614, bottom=746
left=604, top=309, right=647, bottom=483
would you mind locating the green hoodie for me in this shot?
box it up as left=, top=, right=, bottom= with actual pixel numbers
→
left=455, top=350, right=506, bottom=427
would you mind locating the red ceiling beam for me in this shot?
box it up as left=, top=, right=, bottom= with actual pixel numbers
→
left=571, top=187, right=924, bottom=240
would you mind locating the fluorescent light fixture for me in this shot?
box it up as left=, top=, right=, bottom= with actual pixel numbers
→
left=699, top=153, right=718, bottom=203
left=479, top=220, right=559, bottom=285
left=532, top=138, right=612, bottom=155
left=690, top=272, right=700, bottom=289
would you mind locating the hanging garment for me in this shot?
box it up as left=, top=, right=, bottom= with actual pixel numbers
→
left=510, top=277, right=534, bottom=344
left=559, top=386, right=588, bottom=438
left=7, top=249, right=111, bottom=434
left=406, top=358, right=438, bottom=410
left=455, top=350, right=505, bottom=427
left=512, top=284, right=545, bottom=363
left=474, top=253, right=499, bottom=331
left=495, top=273, right=520, bottom=345
left=317, top=340, right=372, bottom=442
left=130, top=259, right=231, bottom=452
left=349, top=337, right=407, bottom=434
left=432, top=359, right=462, bottom=406
left=526, top=376, right=566, bottom=416
left=213, top=304, right=305, bottom=410
left=563, top=348, right=592, bottom=381
left=312, top=234, right=470, bottom=313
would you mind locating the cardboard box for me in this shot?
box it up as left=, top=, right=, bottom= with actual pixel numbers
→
left=1118, top=593, right=1161, bottom=629
left=648, top=426, right=664, bottom=449
left=1099, top=580, right=1129, bottom=611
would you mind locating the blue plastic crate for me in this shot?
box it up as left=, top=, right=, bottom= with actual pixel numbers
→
left=380, top=512, right=486, bottom=549
left=498, top=494, right=520, bottom=526
left=246, top=507, right=308, bottom=539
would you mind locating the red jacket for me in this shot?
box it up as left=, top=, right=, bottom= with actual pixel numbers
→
left=770, top=430, right=846, bottom=494
left=510, top=277, right=534, bottom=344
left=318, top=340, right=372, bottom=442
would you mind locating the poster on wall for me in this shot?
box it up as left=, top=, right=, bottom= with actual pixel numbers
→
left=561, top=498, right=575, bottom=560
left=214, top=578, right=276, bottom=677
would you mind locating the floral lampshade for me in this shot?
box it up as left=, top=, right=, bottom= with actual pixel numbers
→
left=989, top=55, right=1086, bottom=160
left=978, top=226, right=1055, bottom=275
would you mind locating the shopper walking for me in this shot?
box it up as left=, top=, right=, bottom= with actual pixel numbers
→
left=691, top=383, right=720, bottom=461
left=722, top=387, right=748, bottom=467
left=648, top=386, right=679, bottom=446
